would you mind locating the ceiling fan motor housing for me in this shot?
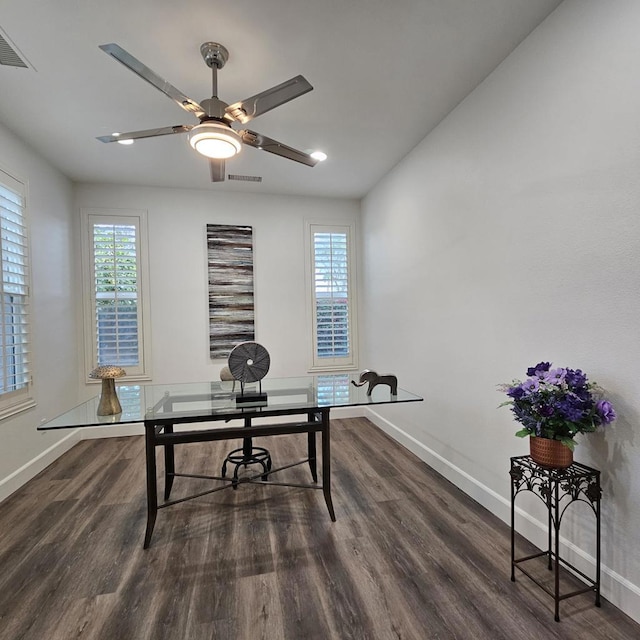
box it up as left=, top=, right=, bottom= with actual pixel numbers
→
left=199, top=97, right=229, bottom=120
left=200, top=42, right=229, bottom=69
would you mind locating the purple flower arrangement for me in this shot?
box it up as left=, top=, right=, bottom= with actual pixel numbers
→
left=500, top=362, right=616, bottom=450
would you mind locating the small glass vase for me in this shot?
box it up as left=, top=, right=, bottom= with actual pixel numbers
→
left=529, top=436, right=573, bottom=469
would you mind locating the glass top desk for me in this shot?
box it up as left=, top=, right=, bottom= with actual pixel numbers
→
left=39, top=374, right=423, bottom=547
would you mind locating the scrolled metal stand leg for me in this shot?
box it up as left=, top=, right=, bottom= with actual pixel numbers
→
left=596, top=474, right=602, bottom=607
left=143, top=423, right=158, bottom=549
left=510, top=461, right=516, bottom=582
left=554, top=479, right=561, bottom=623
left=548, top=479, right=553, bottom=571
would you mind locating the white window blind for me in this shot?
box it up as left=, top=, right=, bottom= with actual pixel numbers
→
left=0, top=169, right=33, bottom=417
left=93, top=223, right=140, bottom=366
left=308, top=223, right=357, bottom=371
left=83, top=210, right=150, bottom=380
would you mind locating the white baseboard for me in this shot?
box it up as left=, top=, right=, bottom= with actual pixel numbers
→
left=79, top=423, right=145, bottom=439
left=0, top=429, right=82, bottom=503
left=364, top=407, right=640, bottom=625
left=327, top=406, right=364, bottom=419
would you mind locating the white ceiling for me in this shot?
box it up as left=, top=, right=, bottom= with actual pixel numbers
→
left=0, top=0, right=563, bottom=199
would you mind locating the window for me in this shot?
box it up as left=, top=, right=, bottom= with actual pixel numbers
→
left=82, top=209, right=151, bottom=380
left=307, top=223, right=357, bottom=371
left=0, top=168, right=33, bottom=418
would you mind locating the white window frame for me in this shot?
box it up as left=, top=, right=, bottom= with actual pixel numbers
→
left=305, top=221, right=358, bottom=372
left=81, top=208, right=152, bottom=382
left=0, top=167, right=34, bottom=419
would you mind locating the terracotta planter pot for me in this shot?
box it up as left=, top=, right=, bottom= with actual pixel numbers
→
left=529, top=436, right=573, bottom=469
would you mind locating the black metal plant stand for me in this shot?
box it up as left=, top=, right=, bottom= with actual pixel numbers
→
left=510, top=455, right=601, bottom=622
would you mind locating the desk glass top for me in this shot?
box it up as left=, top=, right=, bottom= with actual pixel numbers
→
left=38, top=374, right=423, bottom=430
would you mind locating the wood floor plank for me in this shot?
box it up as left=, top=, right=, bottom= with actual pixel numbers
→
left=233, top=572, right=285, bottom=640
left=0, top=418, right=638, bottom=640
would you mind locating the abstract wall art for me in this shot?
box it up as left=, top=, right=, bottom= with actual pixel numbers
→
left=207, top=224, right=255, bottom=359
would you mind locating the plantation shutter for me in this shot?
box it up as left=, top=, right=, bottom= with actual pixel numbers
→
left=92, top=221, right=141, bottom=367
left=310, top=223, right=357, bottom=370
left=314, top=231, right=350, bottom=359
left=0, top=169, right=32, bottom=414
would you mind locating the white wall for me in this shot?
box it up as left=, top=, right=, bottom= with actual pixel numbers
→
left=74, top=183, right=359, bottom=396
left=0, top=123, right=79, bottom=500
left=360, top=0, right=640, bottom=621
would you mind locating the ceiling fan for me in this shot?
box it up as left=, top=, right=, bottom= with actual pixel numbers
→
left=97, top=42, right=319, bottom=182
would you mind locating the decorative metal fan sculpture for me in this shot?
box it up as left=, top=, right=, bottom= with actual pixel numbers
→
left=228, top=342, right=270, bottom=384
left=228, top=342, right=270, bottom=404
left=97, top=42, right=319, bottom=182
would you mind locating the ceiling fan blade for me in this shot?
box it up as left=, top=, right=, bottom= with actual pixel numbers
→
left=210, top=159, right=226, bottom=182
left=96, top=125, right=193, bottom=143
left=240, top=130, right=319, bottom=167
left=99, top=43, right=205, bottom=118
left=225, top=75, right=313, bottom=124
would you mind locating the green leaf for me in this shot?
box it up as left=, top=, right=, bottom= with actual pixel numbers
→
left=515, top=429, right=530, bottom=438
left=559, top=437, right=576, bottom=452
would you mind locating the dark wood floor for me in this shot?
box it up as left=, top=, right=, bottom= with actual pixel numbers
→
left=0, top=417, right=638, bottom=640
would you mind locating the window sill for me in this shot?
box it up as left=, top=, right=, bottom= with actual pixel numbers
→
left=307, top=365, right=359, bottom=374
left=0, top=398, right=36, bottom=422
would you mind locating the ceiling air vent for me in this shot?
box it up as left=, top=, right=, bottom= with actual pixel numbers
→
left=0, top=29, right=28, bottom=68
left=228, top=174, right=262, bottom=183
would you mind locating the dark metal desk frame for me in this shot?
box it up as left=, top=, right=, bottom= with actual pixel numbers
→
left=510, top=455, right=602, bottom=622
left=144, top=392, right=334, bottom=549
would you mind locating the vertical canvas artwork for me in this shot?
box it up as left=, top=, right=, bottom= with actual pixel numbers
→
left=207, top=224, right=255, bottom=359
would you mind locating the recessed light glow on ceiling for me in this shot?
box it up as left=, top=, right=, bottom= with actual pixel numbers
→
left=310, top=150, right=327, bottom=161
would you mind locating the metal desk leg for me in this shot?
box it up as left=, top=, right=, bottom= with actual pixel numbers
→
left=307, top=413, right=318, bottom=483
left=164, top=423, right=175, bottom=500
left=321, top=411, right=336, bottom=522
left=143, top=422, right=158, bottom=549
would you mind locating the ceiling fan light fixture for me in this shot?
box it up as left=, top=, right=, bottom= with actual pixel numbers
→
left=188, top=122, right=242, bottom=159
left=310, top=150, right=327, bottom=162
